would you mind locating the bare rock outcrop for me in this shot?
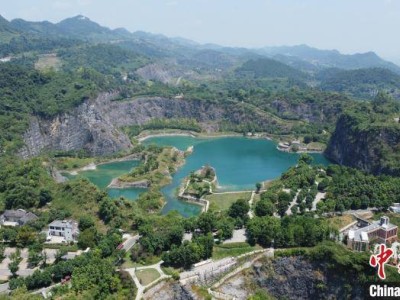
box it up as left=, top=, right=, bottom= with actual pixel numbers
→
left=19, top=92, right=291, bottom=158
left=20, top=93, right=132, bottom=158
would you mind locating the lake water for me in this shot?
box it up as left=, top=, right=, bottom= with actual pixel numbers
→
left=66, top=136, right=330, bottom=217
left=63, top=160, right=146, bottom=200
left=143, top=136, right=331, bottom=217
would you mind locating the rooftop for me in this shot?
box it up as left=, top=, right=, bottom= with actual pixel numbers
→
left=49, top=219, right=77, bottom=228
left=1, top=209, right=38, bottom=224
left=349, top=217, right=397, bottom=242
left=2, top=209, right=27, bottom=218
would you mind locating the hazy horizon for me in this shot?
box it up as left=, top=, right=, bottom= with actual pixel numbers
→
left=2, top=0, right=400, bottom=64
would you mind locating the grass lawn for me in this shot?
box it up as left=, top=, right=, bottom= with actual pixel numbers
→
left=307, top=142, right=326, bottom=151
left=120, top=252, right=161, bottom=269
left=213, top=242, right=262, bottom=260
left=120, top=252, right=143, bottom=269
left=136, top=268, right=160, bottom=286
left=325, top=215, right=355, bottom=231
left=205, top=192, right=252, bottom=211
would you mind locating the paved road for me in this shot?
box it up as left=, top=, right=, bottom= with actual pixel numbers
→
left=122, top=234, right=140, bottom=251
left=286, top=190, right=300, bottom=215
left=180, top=257, right=236, bottom=285
left=312, top=192, right=326, bottom=211
left=31, top=282, right=61, bottom=297
left=0, top=283, right=9, bottom=294
left=248, top=191, right=255, bottom=219
left=223, top=229, right=246, bottom=244
left=126, top=260, right=170, bottom=300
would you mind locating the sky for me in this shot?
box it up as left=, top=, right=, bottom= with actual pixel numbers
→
left=2, top=0, right=400, bottom=63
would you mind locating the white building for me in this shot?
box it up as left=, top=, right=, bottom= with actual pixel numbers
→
left=390, top=203, right=400, bottom=213
left=48, top=220, right=79, bottom=242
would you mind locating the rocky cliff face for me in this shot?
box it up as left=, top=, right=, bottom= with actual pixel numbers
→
left=325, top=113, right=400, bottom=175
left=20, top=93, right=133, bottom=158
left=20, top=93, right=292, bottom=158
left=95, top=96, right=226, bottom=128
left=143, top=281, right=196, bottom=300
left=216, top=256, right=364, bottom=300
left=253, top=256, right=364, bottom=300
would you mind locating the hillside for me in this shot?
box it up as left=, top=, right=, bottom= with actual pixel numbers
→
left=318, top=67, right=400, bottom=99
left=325, top=94, right=400, bottom=175
left=260, top=44, right=400, bottom=74
left=0, top=15, right=19, bottom=43
left=235, top=57, right=308, bottom=81
left=1, top=14, right=400, bottom=175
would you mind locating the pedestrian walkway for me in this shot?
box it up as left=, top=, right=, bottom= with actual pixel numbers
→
left=125, top=261, right=171, bottom=300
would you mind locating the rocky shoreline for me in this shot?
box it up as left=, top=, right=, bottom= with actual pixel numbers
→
left=107, top=178, right=150, bottom=189
left=63, top=153, right=141, bottom=175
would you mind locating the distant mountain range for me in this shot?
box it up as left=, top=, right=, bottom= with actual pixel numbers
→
left=1, top=14, right=400, bottom=100
left=259, top=44, right=400, bottom=74
left=0, top=14, right=399, bottom=71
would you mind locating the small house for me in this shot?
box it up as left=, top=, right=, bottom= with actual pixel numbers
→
left=48, top=220, right=79, bottom=242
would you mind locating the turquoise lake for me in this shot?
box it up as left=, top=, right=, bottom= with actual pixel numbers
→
left=66, top=136, right=331, bottom=217
left=142, top=136, right=331, bottom=217
left=63, top=160, right=146, bottom=200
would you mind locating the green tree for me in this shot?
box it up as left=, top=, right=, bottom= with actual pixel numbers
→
left=318, top=178, right=329, bottom=191
left=255, top=200, right=275, bottom=217
left=216, top=217, right=234, bottom=240
left=16, top=226, right=37, bottom=247
left=0, top=244, right=5, bottom=263
left=78, top=227, right=98, bottom=249
left=228, top=199, right=250, bottom=220
left=196, top=212, right=217, bottom=233
left=194, top=233, right=214, bottom=259
left=55, top=247, right=68, bottom=263
left=9, top=250, right=22, bottom=278
left=39, top=189, right=53, bottom=207
left=28, top=248, right=43, bottom=268
left=299, top=153, right=313, bottom=165
left=255, top=182, right=262, bottom=193
left=72, top=255, right=121, bottom=299
left=79, top=216, right=95, bottom=231
left=246, top=217, right=281, bottom=247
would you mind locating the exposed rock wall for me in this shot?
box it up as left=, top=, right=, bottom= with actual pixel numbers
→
left=216, top=256, right=364, bottom=300
left=325, top=113, right=400, bottom=175
left=143, top=281, right=196, bottom=300
left=20, top=93, right=291, bottom=158
left=253, top=256, right=364, bottom=300
left=95, top=96, right=226, bottom=127
left=20, top=93, right=132, bottom=158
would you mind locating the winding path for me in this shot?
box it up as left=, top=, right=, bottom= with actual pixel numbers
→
left=248, top=191, right=256, bottom=219
left=126, top=261, right=171, bottom=300
left=286, top=190, right=300, bottom=215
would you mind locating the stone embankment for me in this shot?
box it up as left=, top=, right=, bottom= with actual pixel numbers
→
left=107, top=178, right=150, bottom=189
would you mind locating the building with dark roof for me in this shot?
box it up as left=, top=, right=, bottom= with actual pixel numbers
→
left=0, top=209, right=38, bottom=226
